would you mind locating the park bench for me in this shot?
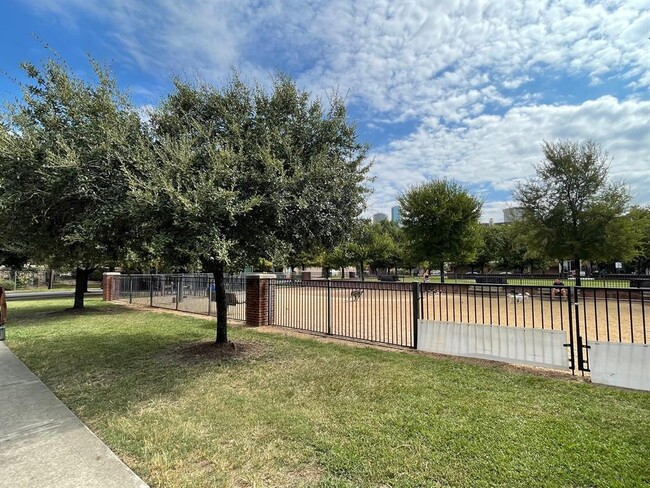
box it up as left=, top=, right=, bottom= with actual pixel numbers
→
left=630, top=279, right=650, bottom=288
left=209, top=288, right=244, bottom=306
left=474, top=276, right=508, bottom=284
left=466, top=284, right=505, bottom=296
left=378, top=274, right=399, bottom=282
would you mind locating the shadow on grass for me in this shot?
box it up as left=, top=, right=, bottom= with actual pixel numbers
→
left=7, top=302, right=269, bottom=420
left=9, top=300, right=138, bottom=328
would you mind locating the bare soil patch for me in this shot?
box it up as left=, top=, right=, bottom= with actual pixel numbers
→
left=157, top=340, right=267, bottom=365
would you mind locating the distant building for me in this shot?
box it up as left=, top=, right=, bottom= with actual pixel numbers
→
left=391, top=205, right=401, bottom=224
left=373, top=212, right=388, bottom=223
left=503, top=207, right=523, bottom=223
left=481, top=218, right=506, bottom=227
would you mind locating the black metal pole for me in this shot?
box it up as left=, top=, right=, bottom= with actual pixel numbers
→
left=176, top=276, right=181, bottom=310
left=573, top=286, right=585, bottom=374
left=412, top=281, right=420, bottom=349
left=208, top=281, right=212, bottom=316
left=327, top=278, right=332, bottom=335
left=566, top=286, right=575, bottom=373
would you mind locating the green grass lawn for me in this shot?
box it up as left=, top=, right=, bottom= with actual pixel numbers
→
left=6, top=298, right=650, bottom=487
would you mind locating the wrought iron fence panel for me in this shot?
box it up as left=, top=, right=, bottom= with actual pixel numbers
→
left=114, top=274, right=246, bottom=321
left=270, top=279, right=415, bottom=347
left=109, top=274, right=650, bottom=379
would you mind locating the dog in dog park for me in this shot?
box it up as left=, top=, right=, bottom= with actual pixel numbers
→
left=508, top=291, right=531, bottom=302
left=350, top=289, right=364, bottom=301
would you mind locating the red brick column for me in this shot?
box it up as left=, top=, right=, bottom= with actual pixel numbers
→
left=245, top=273, right=276, bottom=327
left=102, top=272, right=121, bottom=301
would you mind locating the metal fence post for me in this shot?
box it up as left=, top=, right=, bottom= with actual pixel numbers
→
left=129, top=275, right=133, bottom=304
left=572, top=287, right=586, bottom=374
left=566, top=286, right=575, bottom=373
left=149, top=276, right=154, bottom=307
left=207, top=281, right=212, bottom=316
left=326, top=279, right=333, bottom=335
left=268, top=278, right=274, bottom=326
left=412, top=282, right=420, bottom=349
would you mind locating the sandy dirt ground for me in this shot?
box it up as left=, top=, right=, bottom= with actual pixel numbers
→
left=122, top=285, right=648, bottom=348
left=272, top=286, right=648, bottom=345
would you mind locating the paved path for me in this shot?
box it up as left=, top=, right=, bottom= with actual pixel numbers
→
left=6, top=290, right=103, bottom=301
left=0, top=342, right=148, bottom=488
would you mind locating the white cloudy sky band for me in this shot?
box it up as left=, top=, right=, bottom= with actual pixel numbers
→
left=12, top=0, right=650, bottom=222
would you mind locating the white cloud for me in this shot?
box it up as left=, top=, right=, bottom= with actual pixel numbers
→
left=26, top=1, right=649, bottom=118
left=370, top=96, right=650, bottom=215
left=22, top=0, right=650, bottom=216
left=294, top=0, right=650, bottom=121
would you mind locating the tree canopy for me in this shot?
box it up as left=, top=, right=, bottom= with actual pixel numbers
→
left=0, top=57, right=146, bottom=307
left=129, top=74, right=370, bottom=342
left=626, top=206, right=650, bottom=273
left=399, top=179, right=482, bottom=282
left=513, top=139, right=640, bottom=285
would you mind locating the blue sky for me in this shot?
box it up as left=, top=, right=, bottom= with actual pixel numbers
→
left=2, top=0, right=649, bottom=222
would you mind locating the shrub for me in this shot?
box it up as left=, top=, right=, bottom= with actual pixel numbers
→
left=0, top=279, right=15, bottom=291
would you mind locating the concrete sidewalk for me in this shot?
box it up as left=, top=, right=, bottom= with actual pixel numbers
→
left=5, top=290, right=103, bottom=301
left=0, top=342, right=148, bottom=488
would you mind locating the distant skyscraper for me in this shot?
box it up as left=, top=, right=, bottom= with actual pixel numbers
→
left=503, top=207, right=523, bottom=223
left=391, top=205, right=401, bottom=223
left=373, top=212, right=388, bottom=223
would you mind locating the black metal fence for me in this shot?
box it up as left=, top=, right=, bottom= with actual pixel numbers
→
left=112, top=274, right=649, bottom=374
left=116, top=274, right=246, bottom=321
left=271, top=279, right=416, bottom=347
left=420, top=283, right=572, bottom=331
left=0, top=269, right=97, bottom=290
left=573, top=286, right=649, bottom=372
left=442, top=273, right=649, bottom=289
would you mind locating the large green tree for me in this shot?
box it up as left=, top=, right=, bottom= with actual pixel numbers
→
left=497, top=222, right=552, bottom=273
left=472, top=224, right=507, bottom=273
left=341, top=219, right=373, bottom=281
left=130, top=74, right=369, bottom=343
left=626, top=206, right=650, bottom=273
left=370, top=220, right=403, bottom=273
left=0, top=57, right=146, bottom=307
left=514, top=140, right=640, bottom=285
left=399, top=179, right=482, bottom=282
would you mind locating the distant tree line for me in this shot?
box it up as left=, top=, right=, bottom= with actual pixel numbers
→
left=290, top=142, right=649, bottom=284
left=0, top=54, right=370, bottom=343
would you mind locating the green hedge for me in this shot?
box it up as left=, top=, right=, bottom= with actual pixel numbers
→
left=0, top=279, right=15, bottom=291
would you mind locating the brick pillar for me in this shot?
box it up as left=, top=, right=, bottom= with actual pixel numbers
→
left=245, top=273, right=276, bottom=327
left=102, top=272, right=121, bottom=301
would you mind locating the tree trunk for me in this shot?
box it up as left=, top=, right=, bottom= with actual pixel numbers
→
left=73, top=267, right=92, bottom=309
left=213, top=264, right=228, bottom=344
left=440, top=263, right=445, bottom=283
left=574, top=258, right=581, bottom=287
left=360, top=260, right=365, bottom=282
